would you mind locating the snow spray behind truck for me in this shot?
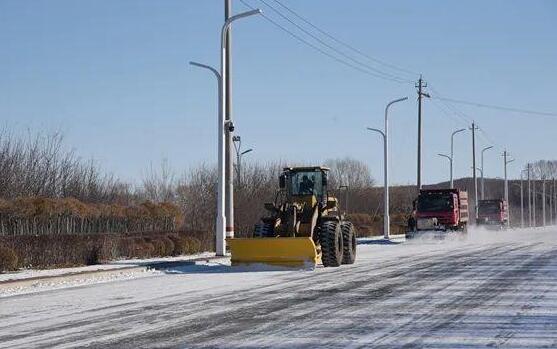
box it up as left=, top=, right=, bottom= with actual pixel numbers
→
left=407, top=189, right=469, bottom=238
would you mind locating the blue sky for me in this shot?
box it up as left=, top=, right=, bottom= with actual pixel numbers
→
left=0, top=0, right=555, bottom=185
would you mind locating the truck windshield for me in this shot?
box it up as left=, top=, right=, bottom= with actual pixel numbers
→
left=417, top=194, right=453, bottom=212
left=479, top=202, right=500, bottom=214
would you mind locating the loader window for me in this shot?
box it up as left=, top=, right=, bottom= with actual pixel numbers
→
left=291, top=171, right=323, bottom=198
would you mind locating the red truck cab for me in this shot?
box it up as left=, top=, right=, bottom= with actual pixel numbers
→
left=477, top=199, right=508, bottom=228
left=414, top=189, right=469, bottom=232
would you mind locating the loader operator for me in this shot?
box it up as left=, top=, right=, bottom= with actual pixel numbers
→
left=299, top=175, right=314, bottom=195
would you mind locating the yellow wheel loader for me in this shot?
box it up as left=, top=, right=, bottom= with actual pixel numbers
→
left=228, top=166, right=357, bottom=268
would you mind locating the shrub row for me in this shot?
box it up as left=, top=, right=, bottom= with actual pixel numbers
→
left=0, top=197, right=184, bottom=235
left=0, top=230, right=212, bottom=272
left=347, top=213, right=409, bottom=237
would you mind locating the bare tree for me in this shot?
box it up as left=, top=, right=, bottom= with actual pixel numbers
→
left=142, top=159, right=176, bottom=203
left=324, top=157, right=375, bottom=189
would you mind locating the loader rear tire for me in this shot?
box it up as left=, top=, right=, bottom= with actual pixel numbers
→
left=320, top=221, right=343, bottom=267
left=341, top=221, right=356, bottom=265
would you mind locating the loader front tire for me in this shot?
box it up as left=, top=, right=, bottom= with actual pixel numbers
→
left=341, top=221, right=356, bottom=265
left=320, top=221, right=343, bottom=267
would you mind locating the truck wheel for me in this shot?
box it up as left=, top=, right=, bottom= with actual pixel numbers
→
left=341, top=221, right=356, bottom=264
left=254, top=223, right=274, bottom=237
left=320, top=221, right=343, bottom=267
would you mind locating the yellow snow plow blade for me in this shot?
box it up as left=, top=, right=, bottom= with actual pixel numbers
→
left=228, top=237, right=319, bottom=268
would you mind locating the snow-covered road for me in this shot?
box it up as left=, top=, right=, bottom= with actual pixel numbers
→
left=1, top=228, right=556, bottom=348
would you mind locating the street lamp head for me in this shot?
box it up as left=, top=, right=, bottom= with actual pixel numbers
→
left=366, top=127, right=386, bottom=138
left=189, top=61, right=221, bottom=79
left=452, top=128, right=466, bottom=136
left=241, top=148, right=253, bottom=156
left=228, top=9, right=262, bottom=24
left=482, top=145, right=494, bottom=152
left=391, top=96, right=409, bottom=104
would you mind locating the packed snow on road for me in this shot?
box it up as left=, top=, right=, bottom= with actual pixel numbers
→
left=1, top=227, right=556, bottom=348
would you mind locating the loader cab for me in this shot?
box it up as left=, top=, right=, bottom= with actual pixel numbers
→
left=281, top=167, right=329, bottom=206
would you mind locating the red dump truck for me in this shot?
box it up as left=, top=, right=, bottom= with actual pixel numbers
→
left=407, top=189, right=469, bottom=238
left=477, top=199, right=508, bottom=228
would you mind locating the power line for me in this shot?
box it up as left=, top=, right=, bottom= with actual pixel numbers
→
left=239, top=0, right=548, bottom=164
left=429, top=98, right=469, bottom=128
left=271, top=0, right=420, bottom=78
left=256, top=0, right=412, bottom=83
left=432, top=96, right=557, bottom=117
left=428, top=85, right=472, bottom=124
left=239, top=0, right=412, bottom=84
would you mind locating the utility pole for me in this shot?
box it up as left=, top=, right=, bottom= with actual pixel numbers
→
left=533, top=175, right=537, bottom=227
left=471, top=122, right=479, bottom=222
left=224, top=0, right=235, bottom=241
left=503, top=150, right=514, bottom=228
left=520, top=170, right=526, bottom=228
left=416, top=75, right=429, bottom=190
left=528, top=164, right=532, bottom=227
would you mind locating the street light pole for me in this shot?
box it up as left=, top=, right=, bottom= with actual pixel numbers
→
left=520, top=169, right=528, bottom=228
left=471, top=122, right=479, bottom=221
left=218, top=8, right=261, bottom=256
left=232, top=135, right=253, bottom=187
left=189, top=60, right=223, bottom=253
left=224, top=0, right=235, bottom=259
left=503, top=150, right=514, bottom=228
left=367, top=96, right=408, bottom=240
left=438, top=154, right=452, bottom=186
left=449, top=128, right=465, bottom=189
left=481, top=145, right=494, bottom=199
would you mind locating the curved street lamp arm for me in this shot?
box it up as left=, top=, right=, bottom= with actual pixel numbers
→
left=222, top=9, right=262, bottom=43
left=452, top=128, right=466, bottom=137
left=366, top=127, right=385, bottom=139
left=437, top=153, right=452, bottom=161
left=189, top=61, right=221, bottom=80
